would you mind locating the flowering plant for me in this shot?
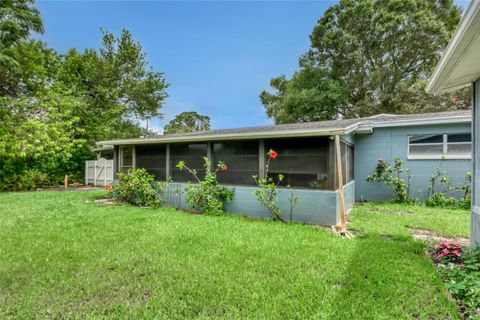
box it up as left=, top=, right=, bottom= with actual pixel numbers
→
left=252, top=149, right=295, bottom=222
left=176, top=157, right=233, bottom=215
left=432, top=242, right=463, bottom=263
left=434, top=246, right=480, bottom=319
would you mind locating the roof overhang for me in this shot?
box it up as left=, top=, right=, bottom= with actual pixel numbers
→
left=96, top=128, right=346, bottom=146
left=427, top=1, right=480, bottom=94
left=97, top=113, right=471, bottom=147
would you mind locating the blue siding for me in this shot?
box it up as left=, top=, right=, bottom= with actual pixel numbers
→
left=354, top=123, right=472, bottom=201
left=161, top=182, right=356, bottom=226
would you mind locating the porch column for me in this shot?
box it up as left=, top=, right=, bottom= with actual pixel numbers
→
left=472, top=81, right=480, bottom=246
left=166, top=144, right=171, bottom=179
left=259, top=140, right=265, bottom=179
left=335, top=135, right=346, bottom=229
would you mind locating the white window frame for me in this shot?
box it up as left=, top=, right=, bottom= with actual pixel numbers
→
left=407, top=133, right=471, bottom=160
left=119, top=146, right=136, bottom=172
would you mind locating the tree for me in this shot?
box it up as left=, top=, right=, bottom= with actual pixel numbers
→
left=0, top=0, right=44, bottom=96
left=164, top=111, right=211, bottom=134
left=57, top=29, right=169, bottom=142
left=261, top=0, right=469, bottom=124
left=0, top=18, right=169, bottom=187
left=260, top=65, right=347, bottom=124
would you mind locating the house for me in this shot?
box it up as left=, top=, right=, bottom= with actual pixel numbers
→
left=96, top=110, right=472, bottom=226
left=426, top=0, right=480, bottom=246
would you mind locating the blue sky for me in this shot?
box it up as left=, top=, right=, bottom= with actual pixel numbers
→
left=36, top=0, right=470, bottom=132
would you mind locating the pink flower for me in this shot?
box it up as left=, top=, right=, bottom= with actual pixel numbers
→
left=452, top=250, right=461, bottom=257
left=457, top=263, right=464, bottom=268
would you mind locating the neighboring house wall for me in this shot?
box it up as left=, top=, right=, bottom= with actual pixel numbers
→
left=354, top=123, right=472, bottom=201
left=162, top=181, right=355, bottom=226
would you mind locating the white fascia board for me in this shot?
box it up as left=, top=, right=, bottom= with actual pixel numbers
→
left=371, top=116, right=471, bottom=128
left=427, top=0, right=480, bottom=94
left=96, top=128, right=347, bottom=146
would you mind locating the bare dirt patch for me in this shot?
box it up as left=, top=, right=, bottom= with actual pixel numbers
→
left=408, top=228, right=469, bottom=246
left=94, top=198, right=119, bottom=205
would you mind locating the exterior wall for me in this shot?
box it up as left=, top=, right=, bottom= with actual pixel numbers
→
left=162, top=182, right=356, bottom=226
left=472, top=81, right=480, bottom=246
left=354, top=123, right=472, bottom=201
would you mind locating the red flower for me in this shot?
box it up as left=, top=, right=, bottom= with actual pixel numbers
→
left=221, top=164, right=228, bottom=171
left=105, top=185, right=112, bottom=191
left=267, top=149, right=278, bottom=159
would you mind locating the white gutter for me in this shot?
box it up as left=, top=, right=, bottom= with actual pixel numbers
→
left=427, top=0, right=480, bottom=94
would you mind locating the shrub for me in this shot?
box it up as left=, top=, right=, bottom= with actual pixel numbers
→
left=112, top=168, right=165, bottom=207
left=1, top=169, right=48, bottom=191
left=366, top=157, right=412, bottom=203
left=425, top=169, right=472, bottom=209
left=425, top=192, right=457, bottom=208
left=176, top=157, right=234, bottom=216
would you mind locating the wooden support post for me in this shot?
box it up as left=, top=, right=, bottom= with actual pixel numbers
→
left=64, top=175, right=68, bottom=190
left=207, top=142, right=213, bottom=172
left=259, top=140, right=265, bottom=179
left=166, top=144, right=171, bottom=180
left=335, top=135, right=346, bottom=232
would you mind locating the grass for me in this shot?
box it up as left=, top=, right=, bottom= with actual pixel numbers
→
left=350, top=202, right=470, bottom=238
left=0, top=191, right=468, bottom=319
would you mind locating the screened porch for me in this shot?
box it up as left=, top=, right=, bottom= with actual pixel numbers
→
left=115, top=136, right=354, bottom=191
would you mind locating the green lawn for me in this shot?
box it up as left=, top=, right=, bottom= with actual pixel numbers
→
left=350, top=202, right=470, bottom=238
left=0, top=191, right=468, bottom=319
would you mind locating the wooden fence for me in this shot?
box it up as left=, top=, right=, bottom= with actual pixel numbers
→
left=85, top=158, right=114, bottom=187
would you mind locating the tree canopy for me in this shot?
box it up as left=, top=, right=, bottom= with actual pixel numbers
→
left=0, top=1, right=168, bottom=189
left=261, top=0, right=469, bottom=124
left=164, top=111, right=211, bottom=135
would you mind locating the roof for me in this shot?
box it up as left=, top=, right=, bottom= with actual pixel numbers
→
left=97, top=111, right=471, bottom=146
left=427, top=1, right=480, bottom=94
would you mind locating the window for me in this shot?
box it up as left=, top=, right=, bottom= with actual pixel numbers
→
left=213, top=140, right=259, bottom=186
left=136, top=145, right=166, bottom=180
left=265, top=137, right=329, bottom=189
left=119, top=146, right=134, bottom=173
left=170, top=143, right=208, bottom=182
left=408, top=133, right=471, bottom=159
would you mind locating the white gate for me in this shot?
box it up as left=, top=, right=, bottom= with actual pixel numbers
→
left=85, top=158, right=114, bottom=187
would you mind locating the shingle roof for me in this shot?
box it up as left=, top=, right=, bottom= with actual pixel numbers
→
left=97, top=110, right=471, bottom=146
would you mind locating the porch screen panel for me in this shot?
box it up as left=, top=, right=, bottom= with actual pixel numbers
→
left=170, top=143, right=208, bottom=182
left=341, top=142, right=354, bottom=184
left=135, top=145, right=166, bottom=180
left=213, top=140, right=259, bottom=186
left=265, top=137, right=329, bottom=189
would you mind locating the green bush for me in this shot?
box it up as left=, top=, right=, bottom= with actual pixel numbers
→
left=1, top=169, right=48, bottom=191
left=366, top=157, right=412, bottom=203
left=176, top=157, right=234, bottom=216
left=425, top=170, right=472, bottom=209
left=112, top=168, right=166, bottom=207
